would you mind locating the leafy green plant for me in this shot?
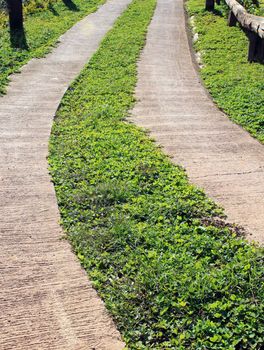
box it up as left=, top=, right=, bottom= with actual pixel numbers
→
left=210, top=0, right=262, bottom=16
left=0, top=0, right=105, bottom=94
left=49, top=0, right=264, bottom=348
left=235, top=0, right=259, bottom=14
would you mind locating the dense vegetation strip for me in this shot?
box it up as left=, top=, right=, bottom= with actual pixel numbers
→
left=49, top=0, right=264, bottom=348
left=186, top=0, right=264, bottom=143
left=0, top=0, right=105, bottom=94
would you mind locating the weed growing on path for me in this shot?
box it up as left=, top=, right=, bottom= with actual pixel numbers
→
left=50, top=0, right=264, bottom=348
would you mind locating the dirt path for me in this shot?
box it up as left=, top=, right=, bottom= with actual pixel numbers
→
left=131, top=0, right=264, bottom=243
left=0, top=1, right=132, bottom=348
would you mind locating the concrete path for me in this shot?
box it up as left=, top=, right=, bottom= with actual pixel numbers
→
left=0, top=1, right=131, bottom=349
left=131, top=0, right=264, bottom=243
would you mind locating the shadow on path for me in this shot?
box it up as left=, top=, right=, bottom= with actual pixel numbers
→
left=62, top=0, right=79, bottom=11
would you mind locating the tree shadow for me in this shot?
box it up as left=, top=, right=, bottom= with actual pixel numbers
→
left=203, top=6, right=224, bottom=17
left=212, top=8, right=224, bottom=17
left=48, top=2, right=59, bottom=16
left=62, top=0, right=79, bottom=11
left=10, top=27, right=28, bottom=49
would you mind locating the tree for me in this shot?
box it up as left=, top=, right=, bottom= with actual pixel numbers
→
left=6, top=0, right=23, bottom=30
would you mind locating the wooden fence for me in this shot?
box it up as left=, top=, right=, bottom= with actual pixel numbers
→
left=205, top=0, right=264, bottom=62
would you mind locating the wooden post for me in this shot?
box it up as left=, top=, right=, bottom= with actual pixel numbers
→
left=6, top=0, right=23, bottom=30
left=228, top=11, right=237, bottom=26
left=247, top=31, right=264, bottom=63
left=205, top=0, right=214, bottom=11
left=248, top=31, right=258, bottom=62
left=259, top=38, right=264, bottom=62
left=225, top=0, right=264, bottom=63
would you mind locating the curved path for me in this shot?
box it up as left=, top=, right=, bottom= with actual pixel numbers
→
left=0, top=1, right=131, bottom=349
left=131, top=0, right=264, bottom=243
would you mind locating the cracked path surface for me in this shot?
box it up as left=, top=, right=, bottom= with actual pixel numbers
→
left=131, top=0, right=264, bottom=243
left=0, top=0, right=131, bottom=348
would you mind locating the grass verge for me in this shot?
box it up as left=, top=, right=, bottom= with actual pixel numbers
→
left=186, top=0, right=264, bottom=144
left=49, top=0, right=264, bottom=348
left=0, top=0, right=105, bottom=95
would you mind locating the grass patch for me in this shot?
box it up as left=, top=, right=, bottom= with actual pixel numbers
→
left=49, top=0, right=264, bottom=348
left=186, top=0, right=264, bottom=143
left=0, top=0, right=105, bottom=95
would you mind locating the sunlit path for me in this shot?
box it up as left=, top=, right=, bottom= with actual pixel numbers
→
left=0, top=0, right=131, bottom=348
left=131, top=0, right=264, bottom=243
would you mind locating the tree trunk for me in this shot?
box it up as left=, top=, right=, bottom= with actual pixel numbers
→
left=6, top=0, right=23, bottom=30
left=205, top=0, right=214, bottom=11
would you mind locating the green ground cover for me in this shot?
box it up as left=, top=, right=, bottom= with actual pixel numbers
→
left=186, top=0, right=264, bottom=143
left=0, top=0, right=105, bottom=94
left=49, top=0, right=264, bottom=348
